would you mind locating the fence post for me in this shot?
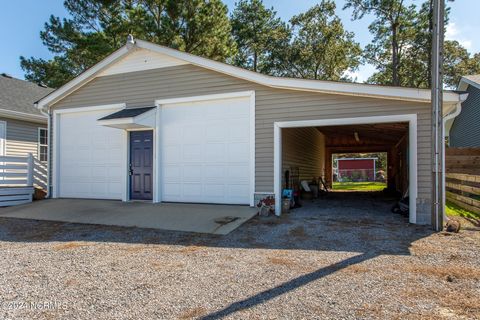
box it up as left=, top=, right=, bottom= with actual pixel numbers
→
left=27, top=153, right=34, bottom=187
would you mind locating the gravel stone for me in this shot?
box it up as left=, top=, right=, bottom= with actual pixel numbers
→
left=0, top=192, right=478, bottom=319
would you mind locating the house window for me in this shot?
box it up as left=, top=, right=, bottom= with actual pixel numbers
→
left=38, top=128, right=48, bottom=162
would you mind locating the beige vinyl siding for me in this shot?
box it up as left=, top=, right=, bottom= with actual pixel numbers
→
left=1, top=118, right=45, bottom=158
left=51, top=64, right=432, bottom=222
left=282, top=128, right=325, bottom=185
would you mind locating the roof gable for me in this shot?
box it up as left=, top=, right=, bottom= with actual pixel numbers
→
left=36, top=38, right=466, bottom=111
left=97, top=48, right=188, bottom=77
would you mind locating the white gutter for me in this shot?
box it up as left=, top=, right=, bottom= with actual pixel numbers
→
left=0, top=108, right=47, bottom=123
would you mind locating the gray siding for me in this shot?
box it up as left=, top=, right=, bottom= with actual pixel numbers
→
left=1, top=118, right=45, bottom=158
left=450, top=85, right=480, bottom=147
left=51, top=64, right=433, bottom=222
left=282, top=128, right=325, bottom=184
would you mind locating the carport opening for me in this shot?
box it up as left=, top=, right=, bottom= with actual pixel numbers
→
left=280, top=121, right=410, bottom=218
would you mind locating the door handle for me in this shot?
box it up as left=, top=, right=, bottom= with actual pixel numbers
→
left=129, top=163, right=133, bottom=176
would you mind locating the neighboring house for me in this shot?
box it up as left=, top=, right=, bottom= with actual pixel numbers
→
left=447, top=75, right=480, bottom=147
left=35, top=37, right=466, bottom=225
left=336, top=158, right=377, bottom=182
left=0, top=73, right=52, bottom=161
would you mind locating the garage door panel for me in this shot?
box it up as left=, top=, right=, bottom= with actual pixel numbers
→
left=58, top=109, right=125, bottom=200
left=228, top=142, right=250, bottom=162
left=205, top=144, right=227, bottom=162
left=162, top=96, right=251, bottom=204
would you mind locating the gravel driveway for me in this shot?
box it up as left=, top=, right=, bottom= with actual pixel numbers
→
left=0, top=193, right=479, bottom=319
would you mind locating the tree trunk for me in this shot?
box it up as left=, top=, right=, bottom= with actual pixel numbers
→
left=253, top=51, right=258, bottom=72
left=391, top=23, right=400, bottom=86
left=427, top=0, right=434, bottom=87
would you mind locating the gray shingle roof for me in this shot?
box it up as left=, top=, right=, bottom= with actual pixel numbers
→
left=98, top=107, right=155, bottom=120
left=0, top=74, right=54, bottom=116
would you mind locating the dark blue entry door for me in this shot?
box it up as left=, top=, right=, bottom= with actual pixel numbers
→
left=130, top=131, right=153, bottom=200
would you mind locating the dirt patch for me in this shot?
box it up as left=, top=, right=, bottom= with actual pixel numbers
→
left=267, top=256, right=297, bottom=268
left=342, top=264, right=372, bottom=274
left=178, top=307, right=207, bottom=319
left=288, top=226, right=307, bottom=238
left=401, top=264, right=480, bottom=280
left=178, top=245, right=204, bottom=254
left=65, top=278, right=78, bottom=287
left=401, top=286, right=480, bottom=318
left=53, top=241, right=92, bottom=251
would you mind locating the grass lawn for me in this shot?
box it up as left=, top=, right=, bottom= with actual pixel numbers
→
left=446, top=200, right=479, bottom=220
left=332, top=181, right=387, bottom=191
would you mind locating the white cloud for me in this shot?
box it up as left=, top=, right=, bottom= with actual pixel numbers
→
left=343, top=64, right=377, bottom=83
left=446, top=22, right=473, bottom=50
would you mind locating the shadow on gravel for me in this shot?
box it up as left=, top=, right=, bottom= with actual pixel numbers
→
left=199, top=252, right=376, bottom=320
left=0, top=192, right=434, bottom=318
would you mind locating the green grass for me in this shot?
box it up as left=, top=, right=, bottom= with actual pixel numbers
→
left=332, top=181, right=387, bottom=191
left=446, top=200, right=479, bottom=220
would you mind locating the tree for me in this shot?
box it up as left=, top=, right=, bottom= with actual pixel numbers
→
left=345, top=0, right=418, bottom=86
left=353, top=0, right=480, bottom=88
left=21, top=0, right=235, bottom=88
left=230, top=0, right=290, bottom=74
left=279, top=1, right=361, bottom=81
left=443, top=42, right=480, bottom=87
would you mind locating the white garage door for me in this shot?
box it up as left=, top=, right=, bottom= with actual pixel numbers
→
left=162, top=96, right=251, bottom=204
left=57, top=109, right=125, bottom=199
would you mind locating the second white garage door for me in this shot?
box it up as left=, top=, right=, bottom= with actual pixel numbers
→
left=161, top=96, right=251, bottom=205
left=57, top=108, right=126, bottom=199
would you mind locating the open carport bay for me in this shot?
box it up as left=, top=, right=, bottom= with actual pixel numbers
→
left=281, top=121, right=410, bottom=218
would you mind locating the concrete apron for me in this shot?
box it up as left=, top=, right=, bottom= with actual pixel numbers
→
left=0, top=199, right=257, bottom=235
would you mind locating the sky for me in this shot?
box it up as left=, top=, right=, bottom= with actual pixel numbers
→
left=0, top=0, right=478, bottom=82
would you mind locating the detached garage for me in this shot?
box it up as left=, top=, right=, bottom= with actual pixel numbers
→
left=36, top=37, right=466, bottom=225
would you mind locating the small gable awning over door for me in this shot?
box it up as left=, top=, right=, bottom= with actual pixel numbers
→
left=97, top=106, right=156, bottom=129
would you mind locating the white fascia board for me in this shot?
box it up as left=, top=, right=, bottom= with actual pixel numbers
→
left=53, top=103, right=125, bottom=114
left=36, top=46, right=130, bottom=110
left=37, top=39, right=465, bottom=110
left=459, top=77, right=480, bottom=91
left=0, top=108, right=47, bottom=123
left=138, top=40, right=462, bottom=104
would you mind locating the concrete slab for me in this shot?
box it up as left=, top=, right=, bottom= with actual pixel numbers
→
left=0, top=199, right=257, bottom=235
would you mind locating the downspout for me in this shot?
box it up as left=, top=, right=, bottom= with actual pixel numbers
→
left=441, top=102, right=463, bottom=222
left=36, top=103, right=52, bottom=199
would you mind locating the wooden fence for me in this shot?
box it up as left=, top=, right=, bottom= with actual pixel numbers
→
left=445, top=148, right=480, bottom=213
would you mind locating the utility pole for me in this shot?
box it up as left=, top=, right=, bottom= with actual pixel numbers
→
left=431, top=0, right=445, bottom=231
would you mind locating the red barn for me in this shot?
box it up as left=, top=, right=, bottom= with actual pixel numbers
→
left=336, top=158, right=377, bottom=182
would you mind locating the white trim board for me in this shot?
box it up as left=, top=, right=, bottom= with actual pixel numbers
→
left=458, top=76, right=480, bottom=91
left=273, top=114, right=418, bottom=224
left=54, top=103, right=126, bottom=114
left=0, top=108, right=47, bottom=124
left=0, top=120, right=6, bottom=156
left=36, top=39, right=466, bottom=111
left=155, top=90, right=256, bottom=206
